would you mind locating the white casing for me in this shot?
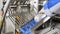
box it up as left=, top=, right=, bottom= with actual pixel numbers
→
left=34, top=14, right=46, bottom=22
left=44, top=2, right=60, bottom=16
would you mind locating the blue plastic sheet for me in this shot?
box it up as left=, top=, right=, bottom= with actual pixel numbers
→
left=19, top=18, right=37, bottom=33
left=25, top=30, right=31, bottom=34
left=44, top=0, right=60, bottom=9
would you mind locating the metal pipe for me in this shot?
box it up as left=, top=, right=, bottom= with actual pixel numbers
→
left=3, top=0, right=11, bottom=14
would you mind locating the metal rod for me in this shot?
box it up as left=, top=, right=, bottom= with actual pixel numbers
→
left=0, top=0, right=11, bottom=34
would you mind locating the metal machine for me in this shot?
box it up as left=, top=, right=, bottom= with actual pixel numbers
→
left=0, top=0, right=60, bottom=34
left=19, top=0, right=60, bottom=34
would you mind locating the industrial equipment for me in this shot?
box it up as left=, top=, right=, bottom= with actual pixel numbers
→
left=19, top=0, right=60, bottom=34
left=0, top=0, right=60, bottom=34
